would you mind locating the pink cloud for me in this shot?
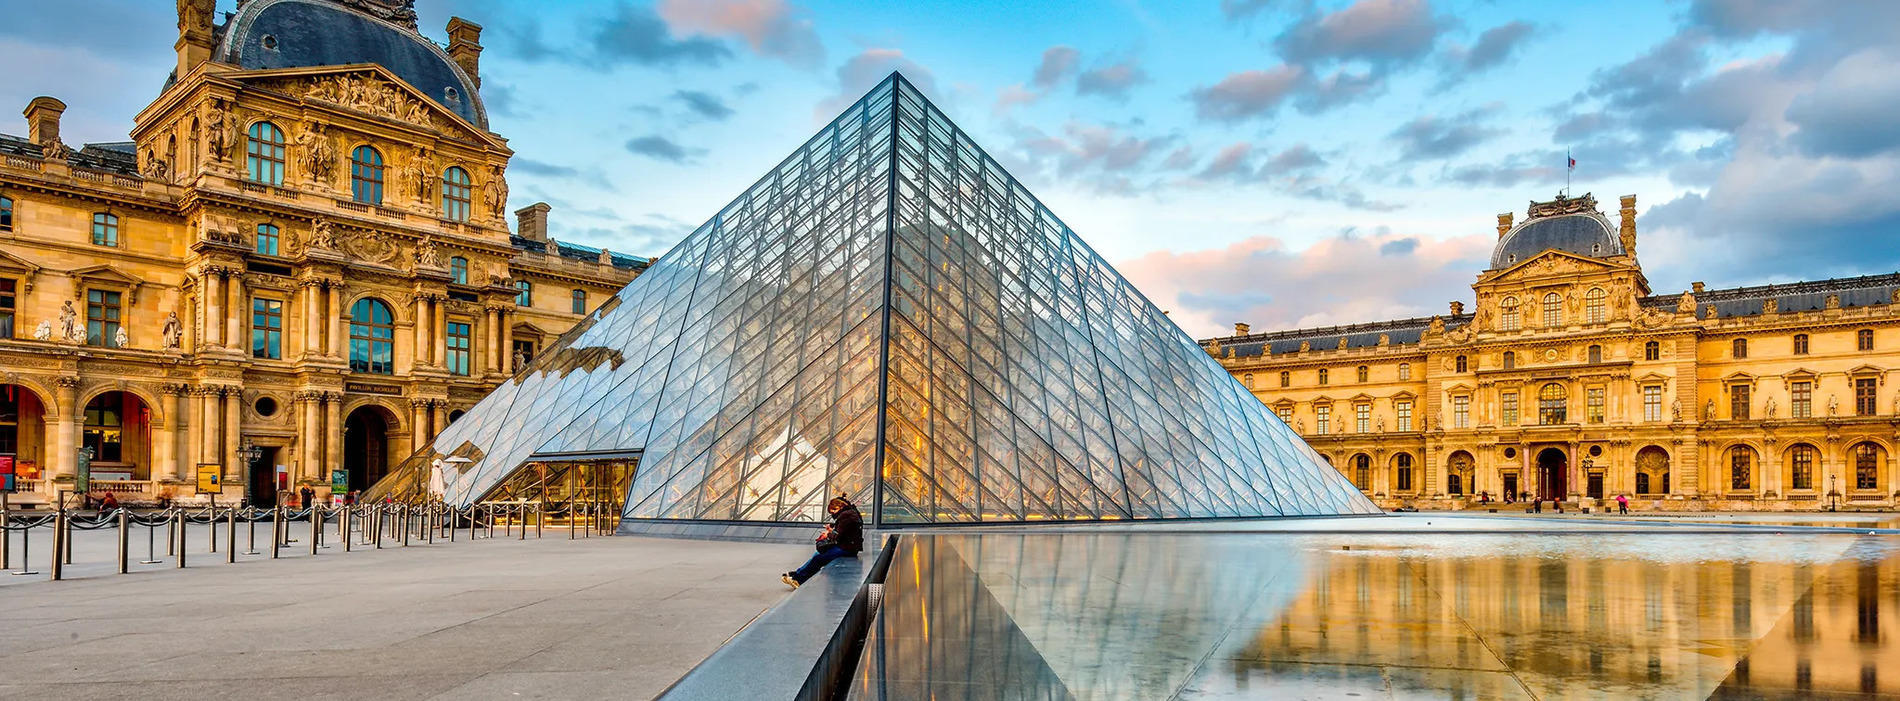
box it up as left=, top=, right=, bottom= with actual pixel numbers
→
left=657, top=0, right=825, bottom=68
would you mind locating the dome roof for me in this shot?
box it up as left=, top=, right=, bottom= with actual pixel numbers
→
left=1490, top=212, right=1623, bottom=269
left=217, top=0, right=485, bottom=127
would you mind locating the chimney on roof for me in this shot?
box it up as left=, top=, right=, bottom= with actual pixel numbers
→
left=1234, top=322, right=1250, bottom=336
left=515, top=202, right=550, bottom=240
left=1692, top=281, right=1705, bottom=294
left=1496, top=212, right=1513, bottom=239
left=1618, top=194, right=1638, bottom=258
left=447, top=18, right=484, bottom=89
left=175, top=0, right=216, bottom=81
left=24, top=97, right=66, bottom=150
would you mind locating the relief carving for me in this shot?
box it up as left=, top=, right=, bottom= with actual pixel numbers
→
left=344, top=229, right=402, bottom=266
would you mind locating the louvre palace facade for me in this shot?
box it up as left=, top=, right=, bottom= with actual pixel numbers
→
left=0, top=0, right=643, bottom=508
left=1203, top=193, right=1900, bottom=511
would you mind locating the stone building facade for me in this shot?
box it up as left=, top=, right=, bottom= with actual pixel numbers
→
left=1203, top=192, right=1900, bottom=511
left=0, top=0, right=643, bottom=508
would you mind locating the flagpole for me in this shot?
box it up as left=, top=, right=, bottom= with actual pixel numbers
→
left=1565, top=149, right=1572, bottom=197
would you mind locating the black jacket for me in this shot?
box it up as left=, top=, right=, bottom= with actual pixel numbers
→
left=831, top=505, right=864, bottom=554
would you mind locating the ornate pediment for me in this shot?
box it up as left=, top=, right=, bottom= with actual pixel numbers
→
left=236, top=66, right=497, bottom=146
left=1483, top=249, right=1618, bottom=283
left=0, top=249, right=44, bottom=290
left=68, top=264, right=144, bottom=303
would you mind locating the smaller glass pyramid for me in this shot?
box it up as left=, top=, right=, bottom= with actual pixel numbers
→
left=374, top=74, right=1380, bottom=525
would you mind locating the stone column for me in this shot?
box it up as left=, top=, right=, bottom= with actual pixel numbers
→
left=432, top=298, right=448, bottom=368
left=302, top=281, right=322, bottom=355
left=413, top=294, right=430, bottom=368
left=154, top=385, right=179, bottom=484
left=324, top=393, right=342, bottom=475
left=301, top=392, right=321, bottom=481
left=50, top=377, right=79, bottom=482
left=500, top=310, right=513, bottom=374
left=198, top=387, right=220, bottom=472
left=429, top=401, right=445, bottom=443
left=483, top=307, right=498, bottom=374
left=223, top=387, right=241, bottom=480
left=226, top=271, right=244, bottom=353
left=169, top=385, right=190, bottom=481
left=411, top=400, right=430, bottom=452
left=328, top=285, right=344, bottom=357
left=203, top=271, right=224, bottom=348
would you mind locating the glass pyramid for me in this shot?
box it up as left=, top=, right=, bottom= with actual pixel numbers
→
left=389, top=74, right=1380, bottom=525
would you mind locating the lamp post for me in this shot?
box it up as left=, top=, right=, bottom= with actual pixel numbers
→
left=1827, top=473, right=1841, bottom=512
left=240, top=441, right=262, bottom=509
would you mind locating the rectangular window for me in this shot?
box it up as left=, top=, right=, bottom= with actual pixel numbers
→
left=1790, top=447, right=1814, bottom=491
left=1857, top=377, right=1877, bottom=416
left=1794, top=334, right=1809, bottom=355
left=251, top=298, right=282, bottom=359
left=1355, top=403, right=1370, bottom=433
left=1453, top=395, right=1470, bottom=429
left=1397, top=400, right=1412, bottom=432
left=255, top=224, right=279, bottom=256
left=446, top=321, right=471, bottom=376
left=85, top=289, right=121, bottom=348
left=1643, top=385, right=1663, bottom=422
left=1792, top=381, right=1812, bottom=418
left=515, top=280, right=532, bottom=307
left=1730, top=451, right=1752, bottom=491
left=571, top=288, right=587, bottom=315
left=0, top=278, right=14, bottom=339
left=1316, top=405, right=1330, bottom=435
left=1275, top=406, right=1292, bottom=423
left=1586, top=387, right=1605, bottom=424
left=1859, top=329, right=1875, bottom=351
left=1501, top=391, right=1518, bottom=426
left=1731, top=384, right=1750, bottom=420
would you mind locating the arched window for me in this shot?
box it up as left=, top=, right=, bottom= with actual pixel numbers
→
left=1732, top=338, right=1747, bottom=359
left=1644, top=340, right=1659, bottom=361
left=1793, top=333, right=1809, bottom=355
left=1729, top=446, right=1755, bottom=491
left=1356, top=365, right=1369, bottom=383
left=1394, top=453, right=1414, bottom=491
left=1585, top=287, right=1606, bottom=323
left=1317, top=368, right=1329, bottom=385
left=348, top=298, right=395, bottom=375
left=1502, top=351, right=1516, bottom=370
left=571, top=288, right=587, bottom=314
left=1542, top=292, right=1562, bottom=328
left=1788, top=443, right=1816, bottom=491
left=1446, top=451, right=1473, bottom=495
left=1397, top=363, right=1410, bottom=381
left=1856, top=442, right=1883, bottom=490
left=1588, top=344, right=1602, bottom=364
left=1243, top=373, right=1255, bottom=389
left=441, top=166, right=472, bottom=221
left=350, top=146, right=384, bottom=205
left=1538, top=383, right=1568, bottom=425
left=255, top=223, right=279, bottom=256
left=246, top=121, right=286, bottom=185
left=1859, top=329, right=1875, bottom=351
left=90, top=212, right=118, bottom=247
left=1279, top=371, right=1290, bottom=388
left=1499, top=296, right=1520, bottom=331
left=0, top=195, right=12, bottom=231
left=1455, top=355, right=1468, bottom=373
left=1352, top=454, right=1370, bottom=490
left=449, top=256, right=468, bottom=285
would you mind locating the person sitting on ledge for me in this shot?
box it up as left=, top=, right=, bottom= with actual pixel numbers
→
left=782, top=495, right=863, bottom=589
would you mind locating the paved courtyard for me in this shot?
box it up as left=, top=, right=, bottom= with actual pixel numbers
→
left=0, top=526, right=804, bottom=700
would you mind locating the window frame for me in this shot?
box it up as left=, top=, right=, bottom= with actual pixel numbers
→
left=571, top=288, right=587, bottom=315
left=1396, top=400, right=1412, bottom=432
left=441, top=166, right=473, bottom=221
left=1731, top=383, right=1751, bottom=420
left=1856, top=443, right=1881, bottom=490
left=255, top=223, right=280, bottom=256
left=0, top=195, right=12, bottom=231
left=85, top=288, right=122, bottom=348
left=1729, top=447, right=1753, bottom=491
left=1499, top=296, right=1520, bottom=331
left=1644, top=340, right=1659, bottom=361
left=251, top=296, right=283, bottom=360
left=1789, top=444, right=1815, bottom=491
left=347, top=298, right=397, bottom=375
left=1455, top=355, right=1468, bottom=373
left=1317, top=368, right=1328, bottom=385
left=1732, top=338, right=1748, bottom=359
left=1642, top=385, right=1663, bottom=422
left=1453, top=395, right=1470, bottom=428
left=90, top=212, right=119, bottom=247
left=1354, top=403, right=1370, bottom=433
left=1585, top=287, right=1606, bottom=323
left=515, top=280, right=533, bottom=307
left=1278, top=371, right=1290, bottom=388
left=1539, top=383, right=1568, bottom=425
left=1397, top=363, right=1410, bottom=381
left=1586, top=386, right=1605, bottom=424
left=1859, top=329, right=1875, bottom=351
left=1587, top=344, right=1602, bottom=364
left=1394, top=453, right=1414, bottom=492
left=0, top=277, right=14, bottom=339
left=1502, top=352, right=1515, bottom=370
left=1792, top=381, right=1813, bottom=418
left=1542, top=292, right=1562, bottom=329
left=445, top=320, right=471, bottom=376
left=1793, top=333, right=1809, bottom=355
left=350, top=145, right=385, bottom=205
left=81, top=394, right=124, bottom=463
left=1315, top=404, right=1331, bottom=434
left=1856, top=377, right=1877, bottom=416
left=246, top=121, right=286, bottom=186
left=450, top=256, right=469, bottom=285
left=1501, top=390, right=1519, bottom=426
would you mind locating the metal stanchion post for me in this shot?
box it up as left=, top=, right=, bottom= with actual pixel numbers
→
left=117, top=509, right=129, bottom=574
left=141, top=511, right=161, bottom=564
left=427, top=506, right=435, bottom=545
left=208, top=507, right=217, bottom=554
left=401, top=506, right=410, bottom=547
left=373, top=506, right=383, bottom=549
left=569, top=504, right=576, bottom=540
left=50, top=508, right=64, bottom=581
left=166, top=508, right=176, bottom=556
left=270, top=506, right=282, bottom=559
left=244, top=507, right=259, bottom=555
left=310, top=506, right=320, bottom=555
left=343, top=506, right=353, bottom=553
left=225, top=507, right=236, bottom=564
left=11, top=513, right=35, bottom=576
left=174, top=509, right=187, bottom=568
left=536, top=504, right=543, bottom=539
left=519, top=506, right=527, bottom=541
left=486, top=504, right=495, bottom=539
left=0, top=493, right=9, bottom=570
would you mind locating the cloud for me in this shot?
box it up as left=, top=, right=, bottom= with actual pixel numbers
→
left=592, top=3, right=732, bottom=67
left=1437, top=21, right=1533, bottom=88
left=1012, top=121, right=1172, bottom=179
left=655, top=0, right=826, bottom=69
left=1076, top=58, right=1150, bottom=99
left=1388, top=108, right=1501, bottom=159
left=1219, top=0, right=1282, bottom=21
left=1032, top=46, right=1082, bottom=89
left=1784, top=48, right=1900, bottom=158
left=624, top=135, right=705, bottom=163
left=510, top=157, right=580, bottom=178
left=1116, top=229, right=1490, bottom=336
left=1188, top=66, right=1305, bottom=122
left=1197, top=142, right=1257, bottom=182
left=1274, top=0, right=1445, bottom=67
left=671, top=89, right=735, bottom=121
left=817, top=48, right=938, bottom=121
left=1262, top=144, right=1326, bottom=174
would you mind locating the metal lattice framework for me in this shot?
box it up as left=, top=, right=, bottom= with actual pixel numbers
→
left=381, top=74, right=1380, bottom=525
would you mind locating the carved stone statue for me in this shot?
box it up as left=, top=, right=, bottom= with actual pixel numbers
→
left=162, top=312, right=183, bottom=350
left=481, top=165, right=509, bottom=217
left=177, top=0, right=214, bottom=31
left=1671, top=399, right=1681, bottom=422
left=114, top=327, right=129, bottom=348
left=309, top=216, right=339, bottom=251
left=58, top=301, right=79, bottom=342
left=1376, top=417, right=1385, bottom=433
left=513, top=349, right=528, bottom=369
left=142, top=145, right=169, bottom=182
left=597, top=248, right=612, bottom=265
left=33, top=320, right=51, bottom=341
left=1295, top=419, right=1305, bottom=434
left=1765, top=396, right=1777, bottom=419
left=1828, top=394, right=1839, bottom=416
left=1677, top=290, right=1696, bottom=313
left=1427, top=316, right=1445, bottom=335
left=1448, top=301, right=1464, bottom=316
left=1704, top=399, right=1715, bottom=421
left=545, top=237, right=560, bottom=259
left=403, top=147, right=434, bottom=203
left=415, top=237, right=443, bottom=269
left=297, top=124, right=337, bottom=186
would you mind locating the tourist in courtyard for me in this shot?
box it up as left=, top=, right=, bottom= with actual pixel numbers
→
left=299, top=485, right=316, bottom=510
left=1616, top=493, right=1629, bottom=515
left=782, top=495, right=863, bottom=589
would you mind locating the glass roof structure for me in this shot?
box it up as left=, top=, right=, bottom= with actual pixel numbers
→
left=386, top=73, right=1379, bottom=525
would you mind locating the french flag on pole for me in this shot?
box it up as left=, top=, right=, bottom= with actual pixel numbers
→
left=1568, top=152, right=1576, bottom=170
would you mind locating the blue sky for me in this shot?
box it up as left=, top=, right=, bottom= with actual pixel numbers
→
left=6, top=0, right=1898, bottom=337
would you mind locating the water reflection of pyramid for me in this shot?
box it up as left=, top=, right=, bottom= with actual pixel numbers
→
left=401, top=73, right=1380, bottom=525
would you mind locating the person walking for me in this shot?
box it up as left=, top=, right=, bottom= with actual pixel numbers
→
left=782, top=495, right=863, bottom=589
left=299, top=485, right=316, bottom=510
left=1616, top=493, right=1629, bottom=515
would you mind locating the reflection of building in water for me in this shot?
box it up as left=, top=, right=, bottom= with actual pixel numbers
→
left=1203, top=192, right=1900, bottom=511
left=1230, top=547, right=1900, bottom=697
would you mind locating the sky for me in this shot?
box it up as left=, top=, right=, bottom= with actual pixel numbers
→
left=4, top=0, right=1898, bottom=338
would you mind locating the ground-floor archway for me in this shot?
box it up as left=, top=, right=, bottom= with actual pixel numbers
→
left=1536, top=447, right=1567, bottom=501
left=344, top=406, right=395, bottom=493
left=0, top=384, right=48, bottom=488
left=247, top=446, right=283, bottom=507
left=82, top=390, right=151, bottom=480
left=1635, top=445, right=1670, bottom=495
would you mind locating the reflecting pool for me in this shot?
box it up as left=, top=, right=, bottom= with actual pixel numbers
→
left=851, top=521, right=1900, bottom=700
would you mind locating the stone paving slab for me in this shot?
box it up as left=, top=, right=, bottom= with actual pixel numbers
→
left=0, top=528, right=807, bottom=700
